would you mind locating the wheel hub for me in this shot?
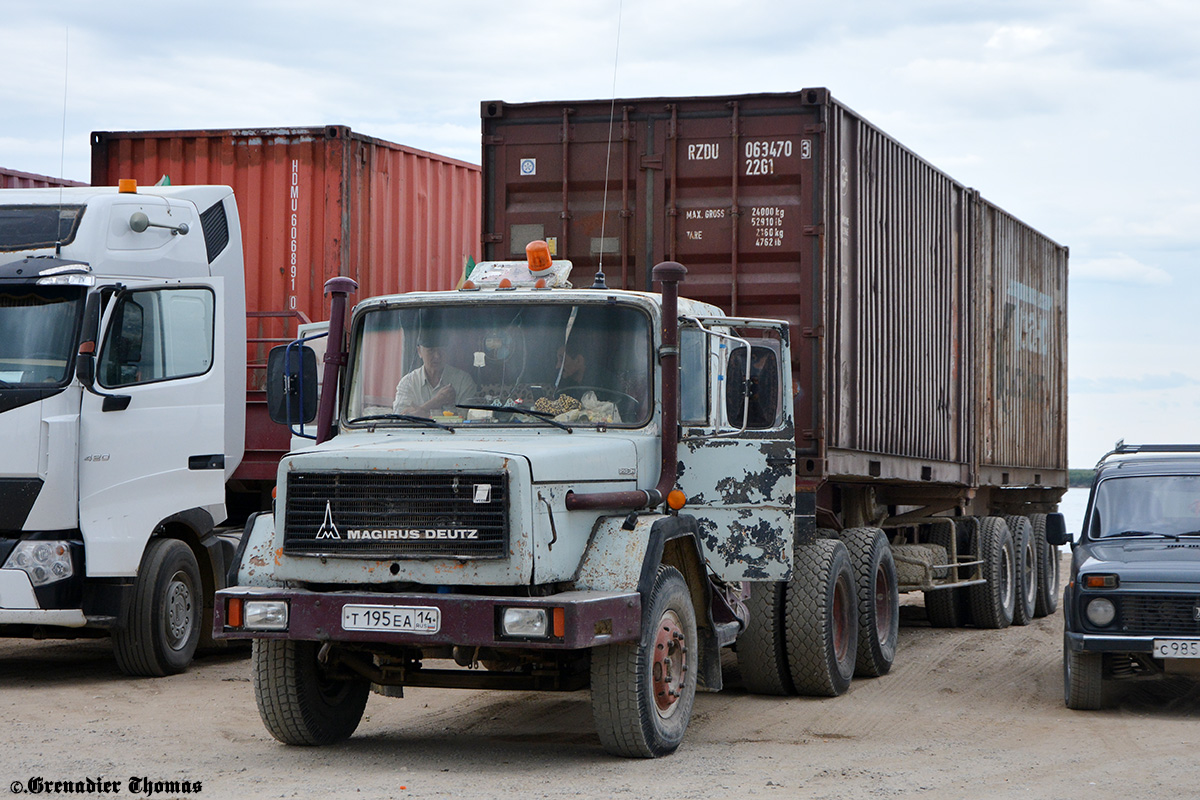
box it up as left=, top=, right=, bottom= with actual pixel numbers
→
left=652, top=610, right=688, bottom=717
left=164, top=570, right=194, bottom=650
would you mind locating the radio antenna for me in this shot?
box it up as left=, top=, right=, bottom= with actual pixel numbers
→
left=591, top=0, right=624, bottom=290
left=55, top=25, right=70, bottom=256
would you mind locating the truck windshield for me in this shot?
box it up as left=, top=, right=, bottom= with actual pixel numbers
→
left=0, top=286, right=85, bottom=386
left=0, top=205, right=85, bottom=251
left=1087, top=475, right=1200, bottom=539
left=345, top=300, right=652, bottom=428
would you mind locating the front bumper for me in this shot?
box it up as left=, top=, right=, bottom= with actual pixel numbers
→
left=214, top=586, right=642, bottom=650
left=1066, top=630, right=1157, bottom=654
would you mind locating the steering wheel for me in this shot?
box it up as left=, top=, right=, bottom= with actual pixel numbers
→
left=560, top=385, right=641, bottom=420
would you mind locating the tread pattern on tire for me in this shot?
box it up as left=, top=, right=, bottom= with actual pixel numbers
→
left=112, top=538, right=201, bottom=677
left=785, top=538, right=857, bottom=697
left=1064, top=640, right=1103, bottom=710
left=924, top=522, right=965, bottom=628
left=841, top=527, right=898, bottom=678
left=967, top=516, right=1015, bottom=629
left=738, top=579, right=794, bottom=695
left=1031, top=513, right=1060, bottom=617
left=253, top=639, right=369, bottom=746
left=1004, top=515, right=1037, bottom=626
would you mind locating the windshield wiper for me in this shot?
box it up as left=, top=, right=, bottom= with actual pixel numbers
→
left=346, top=413, right=455, bottom=432
left=456, top=403, right=572, bottom=433
left=1106, top=530, right=1178, bottom=540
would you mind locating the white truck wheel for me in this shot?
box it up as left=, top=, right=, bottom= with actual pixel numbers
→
left=591, top=565, right=698, bottom=758
left=112, top=538, right=202, bottom=677
left=252, top=639, right=369, bottom=746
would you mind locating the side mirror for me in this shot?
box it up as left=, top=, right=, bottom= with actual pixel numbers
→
left=266, top=345, right=318, bottom=425
left=75, top=352, right=95, bottom=387
left=1045, top=512, right=1071, bottom=546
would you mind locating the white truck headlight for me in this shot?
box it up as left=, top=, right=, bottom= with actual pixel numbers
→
left=501, top=607, right=548, bottom=637
left=1086, top=597, right=1117, bottom=627
left=244, top=600, right=289, bottom=631
left=3, top=542, right=73, bottom=587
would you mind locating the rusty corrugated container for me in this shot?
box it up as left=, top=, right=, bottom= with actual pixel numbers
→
left=92, top=126, right=481, bottom=481
left=481, top=89, right=1068, bottom=500
left=0, top=166, right=87, bottom=189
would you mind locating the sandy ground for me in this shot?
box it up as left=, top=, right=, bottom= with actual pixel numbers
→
left=3, top=569, right=1198, bottom=800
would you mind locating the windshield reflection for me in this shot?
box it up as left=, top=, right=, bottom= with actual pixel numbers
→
left=1087, top=475, right=1200, bottom=539
left=346, top=300, right=652, bottom=428
left=0, top=286, right=85, bottom=387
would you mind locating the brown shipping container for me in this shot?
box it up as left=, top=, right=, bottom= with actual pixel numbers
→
left=481, top=89, right=1067, bottom=501
left=92, top=126, right=481, bottom=481
left=1, top=166, right=87, bottom=189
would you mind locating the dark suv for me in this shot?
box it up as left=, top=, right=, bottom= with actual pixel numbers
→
left=1054, top=444, right=1200, bottom=708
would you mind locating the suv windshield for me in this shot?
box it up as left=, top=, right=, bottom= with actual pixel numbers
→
left=0, top=285, right=86, bottom=386
left=345, top=300, right=652, bottom=427
left=1087, top=474, right=1200, bottom=539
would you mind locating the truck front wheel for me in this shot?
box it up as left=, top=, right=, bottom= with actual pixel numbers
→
left=252, top=640, right=369, bottom=746
left=112, top=538, right=202, bottom=677
left=591, top=565, right=698, bottom=758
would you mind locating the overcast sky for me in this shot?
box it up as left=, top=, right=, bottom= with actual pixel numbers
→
left=4, top=0, right=1198, bottom=468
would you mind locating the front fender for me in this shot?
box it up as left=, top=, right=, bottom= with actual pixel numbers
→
left=229, top=512, right=283, bottom=587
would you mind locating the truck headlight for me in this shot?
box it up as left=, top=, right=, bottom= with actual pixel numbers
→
left=3, top=542, right=74, bottom=587
left=244, top=600, right=289, bottom=631
left=1086, top=597, right=1117, bottom=627
left=501, top=607, right=548, bottom=637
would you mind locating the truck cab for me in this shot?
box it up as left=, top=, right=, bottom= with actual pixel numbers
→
left=215, top=253, right=798, bottom=756
left=0, top=183, right=246, bottom=675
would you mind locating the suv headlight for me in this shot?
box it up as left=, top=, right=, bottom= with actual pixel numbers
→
left=1086, top=597, right=1117, bottom=627
left=3, top=541, right=74, bottom=586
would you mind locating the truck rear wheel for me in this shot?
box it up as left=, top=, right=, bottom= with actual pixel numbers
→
left=1031, top=513, right=1060, bottom=617
left=924, top=521, right=969, bottom=628
left=252, top=640, right=369, bottom=746
left=112, top=538, right=202, bottom=677
left=591, top=565, right=698, bottom=757
left=842, top=528, right=898, bottom=677
left=738, top=580, right=794, bottom=695
left=967, top=517, right=1015, bottom=629
left=1063, top=636, right=1103, bottom=710
left=1005, top=516, right=1038, bottom=626
left=785, top=538, right=857, bottom=696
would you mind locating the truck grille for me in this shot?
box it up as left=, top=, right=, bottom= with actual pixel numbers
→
left=1120, top=594, right=1200, bottom=635
left=283, top=471, right=508, bottom=559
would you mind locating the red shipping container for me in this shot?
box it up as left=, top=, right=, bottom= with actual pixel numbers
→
left=91, top=126, right=481, bottom=481
left=0, top=166, right=87, bottom=189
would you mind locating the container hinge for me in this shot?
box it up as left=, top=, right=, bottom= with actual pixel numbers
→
left=801, top=428, right=822, bottom=440
left=482, top=233, right=503, bottom=244
left=803, top=123, right=826, bottom=134
left=483, top=134, right=504, bottom=145
left=803, top=224, right=825, bottom=236
left=640, top=154, right=663, bottom=170
left=802, top=326, right=825, bottom=338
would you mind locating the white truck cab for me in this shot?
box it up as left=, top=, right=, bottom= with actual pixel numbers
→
left=0, top=182, right=245, bottom=675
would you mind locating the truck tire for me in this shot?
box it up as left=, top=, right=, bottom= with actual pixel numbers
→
left=112, top=538, right=203, bottom=677
left=785, top=538, right=857, bottom=696
left=738, top=580, right=794, bottom=695
left=1063, top=636, right=1103, bottom=710
left=252, top=639, right=369, bottom=746
left=1005, top=516, right=1038, bottom=626
left=967, top=516, right=1015, bottom=629
left=591, top=565, right=698, bottom=758
left=1031, top=513, right=1060, bottom=617
left=924, top=522, right=968, bottom=628
left=842, top=528, right=898, bottom=677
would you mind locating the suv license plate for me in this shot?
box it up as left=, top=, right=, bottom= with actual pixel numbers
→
left=1153, top=638, right=1200, bottom=658
left=341, top=604, right=441, bottom=634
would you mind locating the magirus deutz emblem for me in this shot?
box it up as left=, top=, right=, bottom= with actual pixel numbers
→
left=1193, top=603, right=1200, bottom=623
left=315, top=502, right=341, bottom=540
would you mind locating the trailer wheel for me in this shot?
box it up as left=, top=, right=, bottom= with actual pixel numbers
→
left=785, top=538, right=857, bottom=696
left=1031, top=513, right=1060, bottom=617
left=1063, top=635, right=1103, bottom=710
left=112, top=538, right=202, bottom=677
left=591, top=565, right=697, bottom=757
left=924, top=522, right=968, bottom=628
left=967, top=516, right=1015, bottom=629
left=1005, top=516, right=1038, bottom=626
left=738, top=580, right=794, bottom=695
left=252, top=639, right=369, bottom=745
left=842, top=528, right=898, bottom=677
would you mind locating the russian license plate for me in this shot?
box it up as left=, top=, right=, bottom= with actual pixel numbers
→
left=341, top=604, right=441, bottom=634
left=1152, top=638, right=1200, bottom=658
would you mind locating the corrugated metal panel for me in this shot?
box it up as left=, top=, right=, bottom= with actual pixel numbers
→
left=974, top=199, right=1068, bottom=473
left=483, top=89, right=1067, bottom=490
left=92, top=127, right=481, bottom=480
left=0, top=167, right=87, bottom=189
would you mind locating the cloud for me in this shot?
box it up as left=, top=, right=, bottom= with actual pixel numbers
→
left=1070, top=253, right=1171, bottom=285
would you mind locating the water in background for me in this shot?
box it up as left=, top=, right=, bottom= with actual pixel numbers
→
left=1058, top=486, right=1090, bottom=542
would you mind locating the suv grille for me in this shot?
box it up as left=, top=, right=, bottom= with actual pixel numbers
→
left=283, top=471, right=508, bottom=559
left=1120, top=594, right=1200, bottom=635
